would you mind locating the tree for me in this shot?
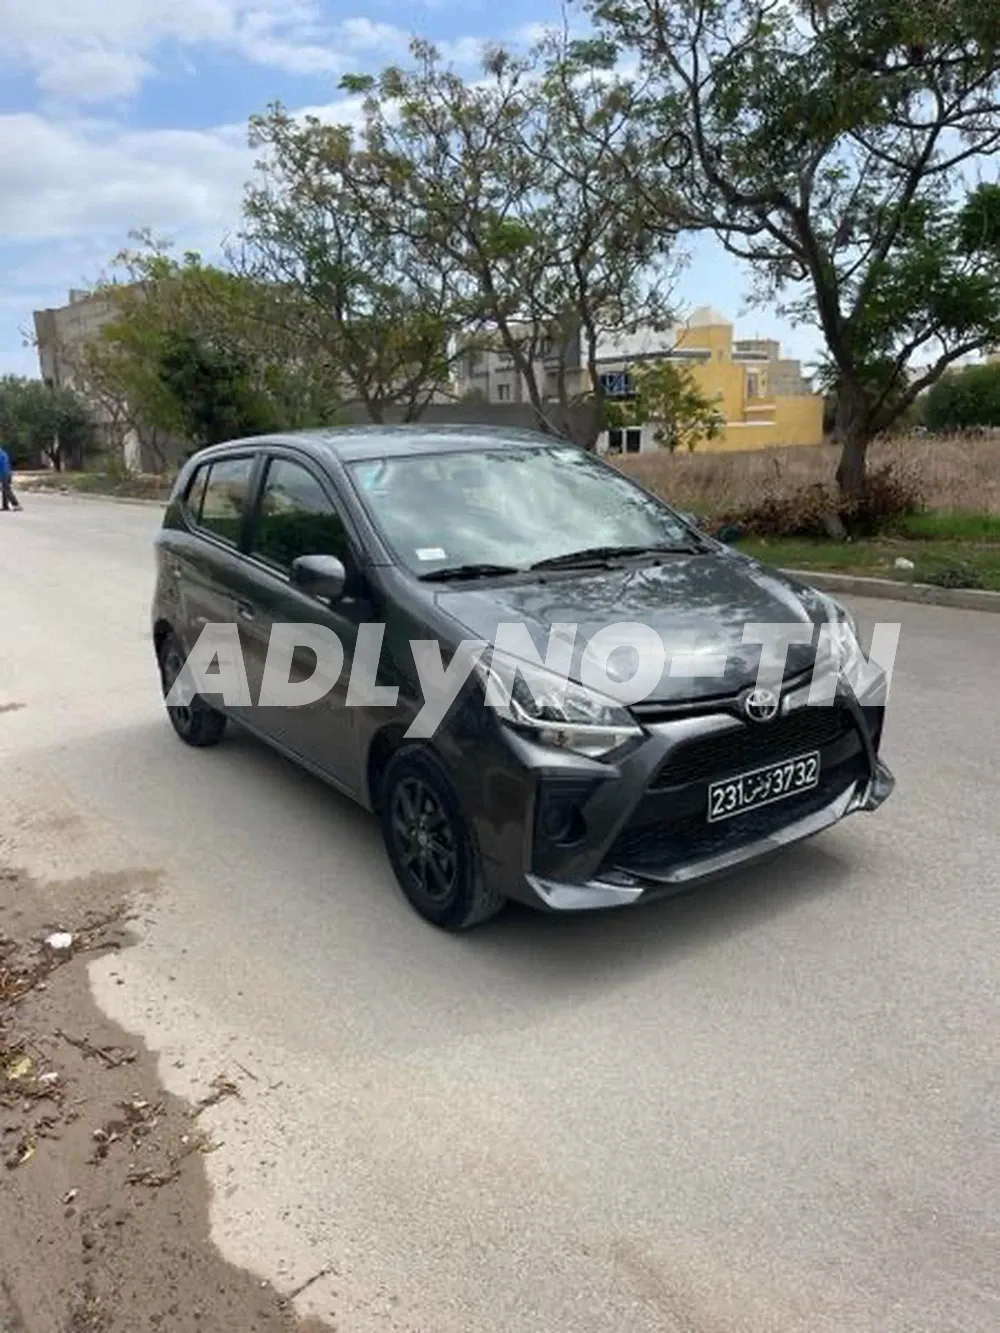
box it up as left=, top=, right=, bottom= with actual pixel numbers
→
left=242, top=105, right=458, bottom=423
left=0, top=376, right=96, bottom=470
left=589, top=0, right=1000, bottom=493
left=923, top=360, right=1000, bottom=430
left=88, top=238, right=341, bottom=456
left=606, top=360, right=724, bottom=451
left=257, top=37, right=678, bottom=447
left=155, top=331, right=275, bottom=447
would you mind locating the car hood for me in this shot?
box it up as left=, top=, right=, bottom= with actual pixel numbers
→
left=432, top=551, right=834, bottom=703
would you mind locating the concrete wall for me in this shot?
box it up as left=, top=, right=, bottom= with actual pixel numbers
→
left=335, top=400, right=597, bottom=439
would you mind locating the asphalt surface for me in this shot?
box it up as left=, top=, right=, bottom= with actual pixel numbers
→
left=1, top=494, right=998, bottom=1332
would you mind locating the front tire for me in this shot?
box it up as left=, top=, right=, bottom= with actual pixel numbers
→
left=157, top=631, right=227, bottom=748
left=379, top=748, right=505, bottom=930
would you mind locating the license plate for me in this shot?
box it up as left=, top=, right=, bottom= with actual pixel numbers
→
left=707, top=751, right=820, bottom=823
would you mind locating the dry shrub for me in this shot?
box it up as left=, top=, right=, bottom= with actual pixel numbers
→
left=845, top=461, right=925, bottom=535
left=616, top=431, right=1000, bottom=517
left=713, top=463, right=924, bottom=537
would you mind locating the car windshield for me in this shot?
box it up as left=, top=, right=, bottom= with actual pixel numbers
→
left=347, top=444, right=695, bottom=575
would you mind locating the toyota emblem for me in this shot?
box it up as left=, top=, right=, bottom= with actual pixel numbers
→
left=743, top=687, right=780, bottom=723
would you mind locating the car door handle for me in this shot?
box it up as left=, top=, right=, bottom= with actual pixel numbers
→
left=236, top=600, right=256, bottom=623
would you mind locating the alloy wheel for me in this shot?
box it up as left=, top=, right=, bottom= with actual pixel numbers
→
left=389, top=776, right=458, bottom=904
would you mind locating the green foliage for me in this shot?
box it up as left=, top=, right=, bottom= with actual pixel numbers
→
left=250, top=36, right=677, bottom=445
left=0, top=376, right=96, bottom=469
left=606, top=360, right=723, bottom=452
left=589, top=0, right=1000, bottom=491
left=155, top=332, right=276, bottom=446
left=85, top=239, right=341, bottom=452
left=923, top=559, right=987, bottom=590
left=243, top=102, right=458, bottom=424
left=923, top=361, right=1000, bottom=431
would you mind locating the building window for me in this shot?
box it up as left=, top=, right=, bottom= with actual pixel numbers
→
left=607, top=428, right=641, bottom=454
left=496, top=382, right=511, bottom=402
left=747, top=371, right=759, bottom=399
left=599, top=370, right=636, bottom=399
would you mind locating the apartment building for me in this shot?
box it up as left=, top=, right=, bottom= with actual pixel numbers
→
left=455, top=307, right=824, bottom=453
left=33, top=288, right=118, bottom=392
left=33, top=287, right=187, bottom=472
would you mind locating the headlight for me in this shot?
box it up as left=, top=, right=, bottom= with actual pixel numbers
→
left=827, top=597, right=857, bottom=637
left=481, top=657, right=643, bottom=759
left=825, top=598, right=863, bottom=677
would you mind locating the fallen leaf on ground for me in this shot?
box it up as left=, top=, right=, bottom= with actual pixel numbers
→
left=191, top=1074, right=241, bottom=1117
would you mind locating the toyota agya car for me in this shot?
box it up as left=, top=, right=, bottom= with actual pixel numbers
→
left=152, top=426, right=894, bottom=930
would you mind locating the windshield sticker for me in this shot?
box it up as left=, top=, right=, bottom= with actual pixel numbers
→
left=416, top=547, right=447, bottom=562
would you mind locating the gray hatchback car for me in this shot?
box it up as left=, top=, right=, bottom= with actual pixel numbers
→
left=152, top=426, right=894, bottom=929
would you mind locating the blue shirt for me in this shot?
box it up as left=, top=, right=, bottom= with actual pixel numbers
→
left=0, top=449, right=11, bottom=481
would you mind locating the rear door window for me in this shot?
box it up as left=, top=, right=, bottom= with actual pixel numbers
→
left=196, top=457, right=255, bottom=547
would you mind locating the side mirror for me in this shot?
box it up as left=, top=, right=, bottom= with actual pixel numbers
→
left=290, top=554, right=347, bottom=602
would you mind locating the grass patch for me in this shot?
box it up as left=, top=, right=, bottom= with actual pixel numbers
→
left=738, top=537, right=1000, bottom=591
left=892, top=511, right=1000, bottom=541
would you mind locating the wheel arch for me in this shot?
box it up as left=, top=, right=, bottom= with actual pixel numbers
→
left=365, top=723, right=411, bottom=812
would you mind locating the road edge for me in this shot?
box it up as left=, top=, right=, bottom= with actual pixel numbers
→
left=782, top=567, right=1000, bottom=613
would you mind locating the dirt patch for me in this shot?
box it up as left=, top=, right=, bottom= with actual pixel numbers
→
left=0, top=863, right=333, bottom=1333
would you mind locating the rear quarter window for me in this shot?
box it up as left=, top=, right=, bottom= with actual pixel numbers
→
left=183, top=465, right=210, bottom=521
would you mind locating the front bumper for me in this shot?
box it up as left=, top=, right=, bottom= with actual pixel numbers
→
left=485, top=671, right=894, bottom=913
left=525, top=759, right=894, bottom=911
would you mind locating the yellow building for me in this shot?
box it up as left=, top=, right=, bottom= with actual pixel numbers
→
left=598, top=307, right=824, bottom=455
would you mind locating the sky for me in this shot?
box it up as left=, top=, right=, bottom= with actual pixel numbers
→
left=0, top=0, right=823, bottom=380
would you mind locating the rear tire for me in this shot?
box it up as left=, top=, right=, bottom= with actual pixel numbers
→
left=157, top=631, right=227, bottom=748
left=379, top=747, right=505, bottom=930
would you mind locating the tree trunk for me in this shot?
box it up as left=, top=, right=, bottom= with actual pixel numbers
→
left=833, top=379, right=871, bottom=499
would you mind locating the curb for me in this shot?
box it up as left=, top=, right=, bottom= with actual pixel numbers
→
left=782, top=568, right=1000, bottom=614
left=19, top=487, right=167, bottom=509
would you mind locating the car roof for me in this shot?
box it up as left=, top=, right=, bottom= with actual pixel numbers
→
left=204, top=424, right=564, bottom=465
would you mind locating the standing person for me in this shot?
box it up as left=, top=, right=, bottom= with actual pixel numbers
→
left=0, top=446, right=22, bottom=512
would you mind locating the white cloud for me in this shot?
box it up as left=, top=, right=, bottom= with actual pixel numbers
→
left=0, top=1, right=437, bottom=103
left=35, top=49, right=154, bottom=103
left=0, top=113, right=252, bottom=243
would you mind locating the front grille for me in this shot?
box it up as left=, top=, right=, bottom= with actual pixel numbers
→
left=602, top=711, right=867, bottom=876
left=651, top=707, right=852, bottom=789
left=604, top=758, right=869, bottom=871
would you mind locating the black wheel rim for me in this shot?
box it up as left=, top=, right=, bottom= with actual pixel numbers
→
left=162, top=646, right=193, bottom=732
left=389, top=777, right=458, bottom=905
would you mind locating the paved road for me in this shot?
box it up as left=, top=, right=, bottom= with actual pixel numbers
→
left=1, top=495, right=998, bottom=1332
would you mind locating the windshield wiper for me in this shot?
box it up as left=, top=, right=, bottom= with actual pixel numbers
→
left=419, top=562, right=521, bottom=583
left=530, top=542, right=704, bottom=571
